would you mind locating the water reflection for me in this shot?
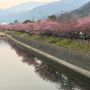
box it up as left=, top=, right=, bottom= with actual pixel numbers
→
left=0, top=37, right=89, bottom=90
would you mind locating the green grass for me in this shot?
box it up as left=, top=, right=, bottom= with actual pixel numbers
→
left=6, top=31, right=90, bottom=54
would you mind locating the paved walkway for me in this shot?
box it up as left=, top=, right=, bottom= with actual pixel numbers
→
left=0, top=32, right=6, bottom=36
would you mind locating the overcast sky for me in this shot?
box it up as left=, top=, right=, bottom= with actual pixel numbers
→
left=0, top=0, right=60, bottom=9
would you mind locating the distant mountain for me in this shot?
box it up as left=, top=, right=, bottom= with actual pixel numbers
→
left=7, top=2, right=45, bottom=12
left=71, top=1, right=90, bottom=18
left=0, top=0, right=89, bottom=23
left=0, top=2, right=45, bottom=23
left=28, top=0, right=90, bottom=20
left=58, top=0, right=90, bottom=21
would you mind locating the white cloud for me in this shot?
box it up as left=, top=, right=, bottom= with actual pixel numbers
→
left=0, top=0, right=60, bottom=9
left=29, top=0, right=60, bottom=2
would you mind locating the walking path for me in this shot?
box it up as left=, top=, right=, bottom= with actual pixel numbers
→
left=0, top=32, right=6, bottom=36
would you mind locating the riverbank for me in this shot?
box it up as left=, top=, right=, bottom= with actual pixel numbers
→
left=8, top=31, right=90, bottom=54
left=0, top=35, right=90, bottom=90
left=0, top=31, right=90, bottom=78
left=0, top=31, right=90, bottom=79
left=7, top=33, right=90, bottom=79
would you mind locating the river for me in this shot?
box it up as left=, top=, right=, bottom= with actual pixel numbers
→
left=0, top=37, right=89, bottom=90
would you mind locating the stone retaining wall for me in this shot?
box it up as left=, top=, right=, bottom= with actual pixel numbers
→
left=9, top=34, right=90, bottom=71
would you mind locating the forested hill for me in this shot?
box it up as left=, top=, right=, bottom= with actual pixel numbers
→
left=57, top=1, right=90, bottom=21
left=29, top=0, right=89, bottom=20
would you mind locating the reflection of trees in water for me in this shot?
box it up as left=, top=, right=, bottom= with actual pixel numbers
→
left=5, top=38, right=88, bottom=90
left=35, top=63, right=61, bottom=82
left=35, top=63, right=84, bottom=90
left=7, top=39, right=38, bottom=66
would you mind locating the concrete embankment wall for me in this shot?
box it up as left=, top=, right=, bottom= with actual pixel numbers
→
left=6, top=34, right=90, bottom=79
left=8, top=34, right=90, bottom=71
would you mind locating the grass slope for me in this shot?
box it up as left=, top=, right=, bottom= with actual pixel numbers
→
left=8, top=31, right=89, bottom=54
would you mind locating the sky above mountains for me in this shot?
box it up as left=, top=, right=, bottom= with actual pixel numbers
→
left=0, top=0, right=89, bottom=23
left=0, top=0, right=89, bottom=9
left=0, top=0, right=60, bottom=9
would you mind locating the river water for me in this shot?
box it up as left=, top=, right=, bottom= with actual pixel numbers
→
left=0, top=38, right=89, bottom=90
